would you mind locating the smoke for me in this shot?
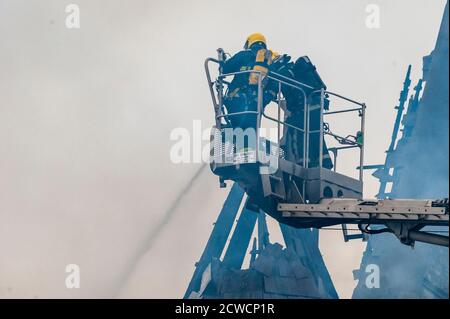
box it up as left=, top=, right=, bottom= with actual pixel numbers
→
left=112, top=163, right=207, bottom=297
left=0, top=0, right=446, bottom=298
left=354, top=2, right=449, bottom=298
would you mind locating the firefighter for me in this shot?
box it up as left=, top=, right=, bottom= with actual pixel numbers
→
left=221, top=33, right=273, bottom=131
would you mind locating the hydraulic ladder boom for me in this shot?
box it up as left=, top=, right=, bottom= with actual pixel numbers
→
left=279, top=198, right=449, bottom=247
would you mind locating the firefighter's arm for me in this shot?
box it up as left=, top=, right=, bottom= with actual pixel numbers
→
left=221, top=51, right=247, bottom=74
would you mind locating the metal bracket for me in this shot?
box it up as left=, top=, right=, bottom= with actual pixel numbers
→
left=341, top=224, right=367, bottom=242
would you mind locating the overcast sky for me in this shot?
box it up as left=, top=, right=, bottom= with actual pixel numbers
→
left=0, top=0, right=446, bottom=298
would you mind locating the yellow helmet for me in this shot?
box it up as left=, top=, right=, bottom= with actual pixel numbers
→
left=270, top=49, right=280, bottom=60
left=244, top=33, right=267, bottom=49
